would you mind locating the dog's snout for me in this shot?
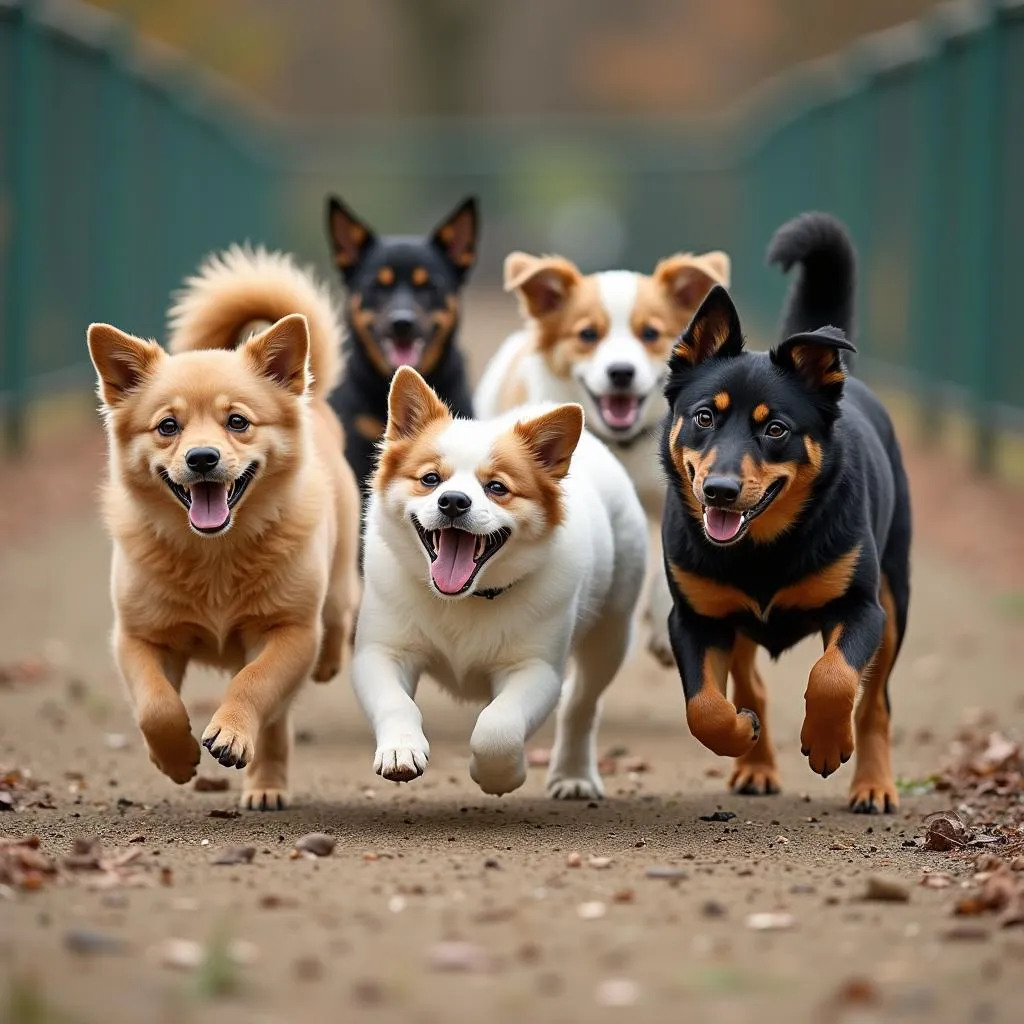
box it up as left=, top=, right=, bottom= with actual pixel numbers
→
left=388, top=310, right=417, bottom=340
left=606, top=362, right=636, bottom=389
left=702, top=476, right=741, bottom=506
left=437, top=490, right=472, bottom=517
left=185, top=447, right=221, bottom=473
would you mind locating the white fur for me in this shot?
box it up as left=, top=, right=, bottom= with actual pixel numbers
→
left=475, top=274, right=674, bottom=665
left=352, top=406, right=648, bottom=799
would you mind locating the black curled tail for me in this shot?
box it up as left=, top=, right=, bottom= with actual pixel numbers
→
left=766, top=212, right=857, bottom=343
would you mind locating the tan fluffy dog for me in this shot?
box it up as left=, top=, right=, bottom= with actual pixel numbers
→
left=87, top=247, right=360, bottom=809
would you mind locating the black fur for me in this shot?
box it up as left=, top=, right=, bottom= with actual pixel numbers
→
left=660, top=213, right=911, bottom=813
left=325, top=196, right=477, bottom=490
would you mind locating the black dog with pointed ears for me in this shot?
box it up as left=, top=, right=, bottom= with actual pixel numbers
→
left=325, top=196, right=478, bottom=490
left=660, top=212, right=911, bottom=814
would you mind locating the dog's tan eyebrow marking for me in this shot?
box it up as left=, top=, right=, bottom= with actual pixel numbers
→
left=713, top=392, right=730, bottom=412
left=752, top=403, right=770, bottom=423
left=412, top=267, right=430, bottom=287
left=376, top=267, right=395, bottom=287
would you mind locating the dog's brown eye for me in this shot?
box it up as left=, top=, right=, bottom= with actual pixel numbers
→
left=420, top=472, right=441, bottom=488
left=579, top=326, right=600, bottom=343
left=227, top=414, right=249, bottom=432
left=486, top=480, right=509, bottom=497
left=765, top=421, right=789, bottom=439
left=640, top=324, right=660, bottom=343
left=693, top=409, right=714, bottom=429
left=156, top=417, right=179, bottom=437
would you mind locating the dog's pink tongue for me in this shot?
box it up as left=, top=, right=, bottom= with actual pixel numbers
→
left=600, top=394, right=640, bottom=429
left=430, top=529, right=477, bottom=594
left=704, top=507, right=743, bottom=543
left=388, top=341, right=420, bottom=368
left=188, top=482, right=230, bottom=531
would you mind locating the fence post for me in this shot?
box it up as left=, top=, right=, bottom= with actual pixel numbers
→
left=97, top=16, right=132, bottom=328
left=911, top=24, right=947, bottom=443
left=960, top=0, right=1002, bottom=472
left=4, top=0, right=43, bottom=453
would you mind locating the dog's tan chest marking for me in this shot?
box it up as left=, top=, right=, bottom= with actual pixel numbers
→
left=670, top=546, right=862, bottom=622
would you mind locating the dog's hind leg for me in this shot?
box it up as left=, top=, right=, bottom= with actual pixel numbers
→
left=728, top=636, right=780, bottom=796
left=240, top=713, right=292, bottom=810
left=546, top=612, right=632, bottom=800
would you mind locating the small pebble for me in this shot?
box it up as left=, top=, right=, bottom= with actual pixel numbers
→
left=577, top=901, right=607, bottom=920
left=294, top=833, right=336, bottom=857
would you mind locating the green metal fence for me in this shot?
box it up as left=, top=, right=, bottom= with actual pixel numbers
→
left=282, top=0, right=1023, bottom=472
left=0, top=0, right=281, bottom=449
left=3, top=0, right=1022, bottom=471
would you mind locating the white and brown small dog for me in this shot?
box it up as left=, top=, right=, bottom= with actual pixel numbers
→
left=475, top=250, right=730, bottom=665
left=352, top=368, right=647, bottom=799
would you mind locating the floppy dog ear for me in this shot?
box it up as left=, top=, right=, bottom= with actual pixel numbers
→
left=654, top=251, right=731, bottom=311
left=513, top=403, right=584, bottom=480
left=244, top=314, right=311, bottom=396
left=504, top=253, right=582, bottom=319
left=326, top=196, right=376, bottom=279
left=430, top=197, right=478, bottom=278
left=770, top=325, right=855, bottom=405
left=386, top=366, right=452, bottom=441
left=87, top=324, right=165, bottom=407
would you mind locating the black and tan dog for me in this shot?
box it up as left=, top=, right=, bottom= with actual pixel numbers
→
left=660, top=213, right=911, bottom=813
left=325, top=196, right=478, bottom=489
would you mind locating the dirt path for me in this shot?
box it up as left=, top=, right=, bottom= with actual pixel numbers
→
left=1, top=507, right=1023, bottom=1024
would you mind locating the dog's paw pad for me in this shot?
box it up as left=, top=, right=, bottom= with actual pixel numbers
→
left=374, top=745, right=428, bottom=783
left=799, top=718, right=853, bottom=779
left=547, top=776, right=604, bottom=801
left=144, top=731, right=201, bottom=785
left=241, top=788, right=289, bottom=811
left=729, top=764, right=781, bottom=796
left=201, top=719, right=255, bottom=770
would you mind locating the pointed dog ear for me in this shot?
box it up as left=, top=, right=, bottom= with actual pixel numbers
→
left=86, top=323, right=165, bottom=407
left=385, top=366, right=452, bottom=441
left=430, top=196, right=478, bottom=279
left=504, top=252, right=582, bottom=319
left=654, top=251, right=731, bottom=311
left=512, top=403, right=584, bottom=480
left=668, top=285, right=744, bottom=374
left=770, top=325, right=855, bottom=408
left=326, top=196, right=376, bottom=280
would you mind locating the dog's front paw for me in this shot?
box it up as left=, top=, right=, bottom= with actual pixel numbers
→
left=469, top=749, right=527, bottom=796
left=139, top=706, right=201, bottom=784
left=374, top=740, right=429, bottom=782
left=241, top=787, right=290, bottom=811
left=202, top=710, right=257, bottom=770
left=729, top=761, right=781, bottom=796
left=848, top=776, right=898, bottom=815
left=800, top=714, right=854, bottom=779
left=546, top=772, right=604, bottom=801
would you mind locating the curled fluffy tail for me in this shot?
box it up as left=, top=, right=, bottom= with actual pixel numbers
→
left=766, top=212, right=857, bottom=342
left=167, top=245, right=342, bottom=398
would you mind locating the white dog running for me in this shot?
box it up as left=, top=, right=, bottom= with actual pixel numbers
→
left=352, top=367, right=647, bottom=799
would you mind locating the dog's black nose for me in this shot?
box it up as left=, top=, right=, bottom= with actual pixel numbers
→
left=702, top=476, right=741, bottom=506
left=606, top=362, right=636, bottom=389
left=437, top=490, right=472, bottom=517
left=185, top=447, right=221, bottom=473
left=388, top=311, right=417, bottom=340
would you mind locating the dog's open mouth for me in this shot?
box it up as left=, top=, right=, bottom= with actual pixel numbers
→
left=584, top=387, right=647, bottom=433
left=383, top=338, right=426, bottom=370
left=701, top=480, right=785, bottom=546
left=413, top=519, right=511, bottom=596
left=161, top=463, right=258, bottom=535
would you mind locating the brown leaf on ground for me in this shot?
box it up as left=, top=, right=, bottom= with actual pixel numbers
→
left=923, top=811, right=971, bottom=851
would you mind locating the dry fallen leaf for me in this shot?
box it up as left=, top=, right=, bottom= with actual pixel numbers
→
left=922, top=811, right=971, bottom=851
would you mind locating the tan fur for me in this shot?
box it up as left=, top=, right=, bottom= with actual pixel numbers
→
left=90, top=250, right=360, bottom=811
left=167, top=245, right=342, bottom=398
